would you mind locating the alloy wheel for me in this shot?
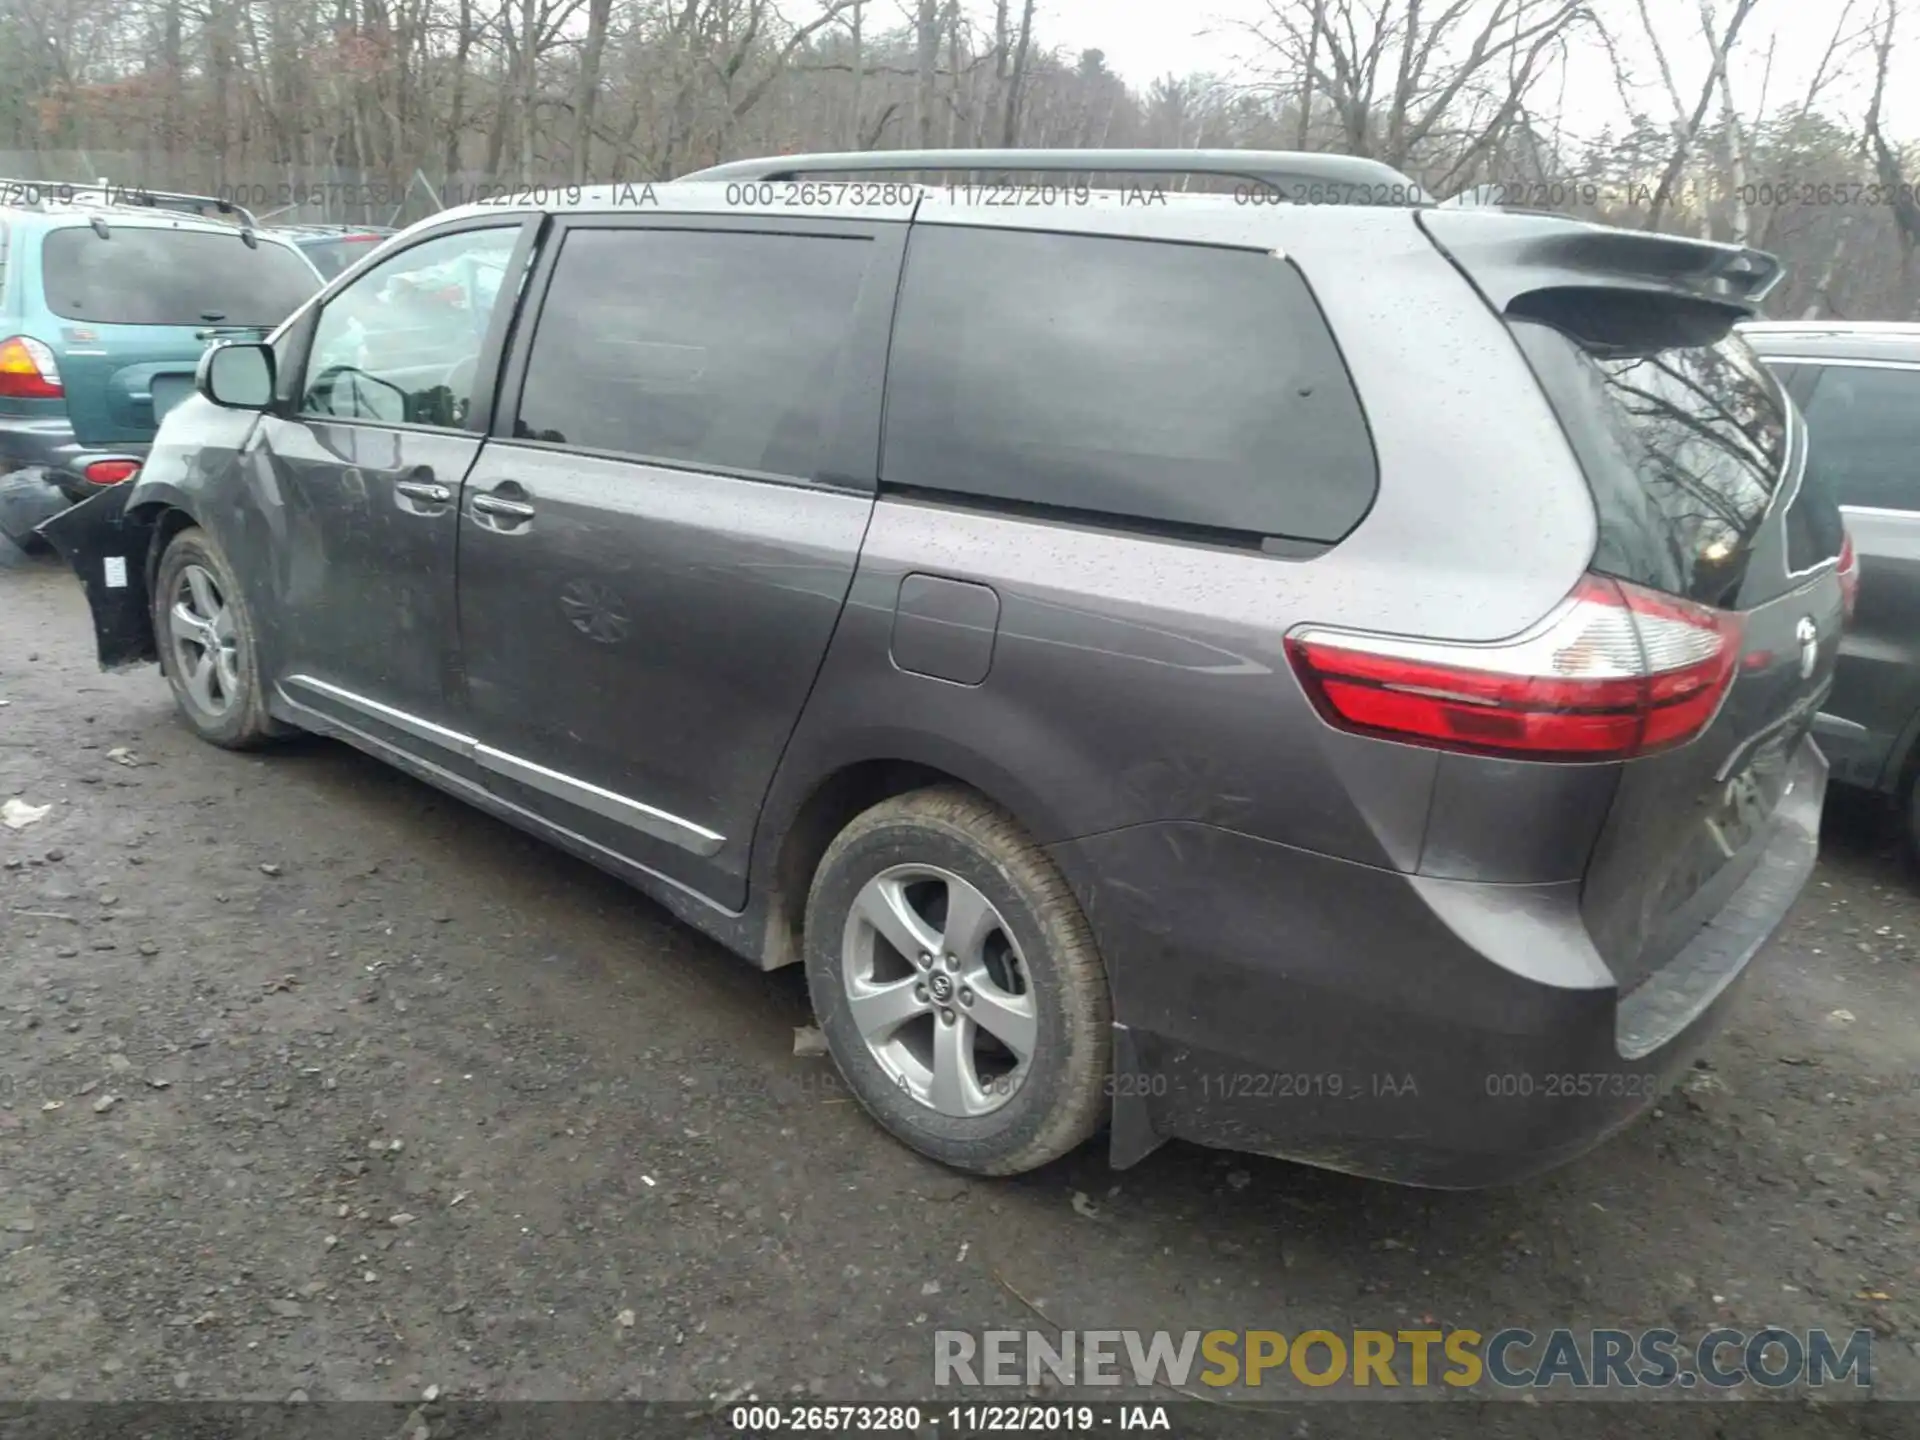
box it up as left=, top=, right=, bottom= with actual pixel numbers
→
left=840, top=864, right=1037, bottom=1117
left=167, top=563, right=241, bottom=717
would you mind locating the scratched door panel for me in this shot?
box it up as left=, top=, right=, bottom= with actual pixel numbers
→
left=454, top=445, right=871, bottom=902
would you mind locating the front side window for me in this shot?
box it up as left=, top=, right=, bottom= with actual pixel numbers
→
left=511, top=227, right=873, bottom=479
left=1797, top=364, right=1920, bottom=512
left=301, top=227, right=519, bottom=429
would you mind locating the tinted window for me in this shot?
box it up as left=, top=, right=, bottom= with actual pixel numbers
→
left=1763, top=360, right=1803, bottom=395
left=1798, top=364, right=1920, bottom=512
left=881, top=226, right=1376, bottom=541
left=41, top=227, right=319, bottom=326
left=513, top=228, right=872, bottom=479
left=1512, top=320, right=1800, bottom=608
left=302, top=226, right=519, bottom=429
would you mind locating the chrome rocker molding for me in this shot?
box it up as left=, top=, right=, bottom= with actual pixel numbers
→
left=277, top=674, right=726, bottom=858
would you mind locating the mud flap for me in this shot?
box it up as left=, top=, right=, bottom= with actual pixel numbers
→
left=35, top=484, right=159, bottom=670
left=1107, top=1023, right=1168, bottom=1169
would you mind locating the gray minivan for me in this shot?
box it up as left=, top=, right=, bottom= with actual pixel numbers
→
left=41, top=151, right=1845, bottom=1187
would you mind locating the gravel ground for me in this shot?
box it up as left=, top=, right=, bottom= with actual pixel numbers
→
left=1, top=543, right=1917, bottom=1434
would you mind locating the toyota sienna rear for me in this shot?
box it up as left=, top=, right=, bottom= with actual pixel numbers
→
left=41, top=153, right=1842, bottom=1185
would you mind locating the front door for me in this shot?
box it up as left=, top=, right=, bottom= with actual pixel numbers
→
left=251, top=220, right=531, bottom=750
left=455, top=216, right=904, bottom=906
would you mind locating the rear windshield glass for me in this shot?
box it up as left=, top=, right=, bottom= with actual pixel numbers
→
left=41, top=226, right=320, bottom=326
left=300, top=236, right=387, bottom=280
left=1511, top=318, right=1800, bottom=608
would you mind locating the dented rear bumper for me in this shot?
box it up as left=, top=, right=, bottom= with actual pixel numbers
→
left=35, top=482, right=159, bottom=670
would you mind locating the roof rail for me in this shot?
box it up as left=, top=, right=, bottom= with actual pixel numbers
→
left=679, top=149, right=1431, bottom=206
left=0, top=177, right=259, bottom=229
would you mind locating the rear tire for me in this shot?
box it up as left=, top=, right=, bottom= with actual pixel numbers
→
left=152, top=527, right=287, bottom=749
left=804, top=786, right=1112, bottom=1175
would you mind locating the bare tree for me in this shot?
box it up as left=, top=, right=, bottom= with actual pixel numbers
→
left=1000, top=0, right=1034, bottom=145
left=570, top=0, right=612, bottom=180
left=2, top=0, right=1918, bottom=320
left=1242, top=0, right=1587, bottom=176
left=914, top=0, right=936, bottom=145
left=1865, top=0, right=1920, bottom=312
left=1639, top=0, right=1762, bottom=230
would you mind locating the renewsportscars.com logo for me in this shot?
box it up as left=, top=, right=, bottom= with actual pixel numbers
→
left=933, top=1327, right=1874, bottom=1392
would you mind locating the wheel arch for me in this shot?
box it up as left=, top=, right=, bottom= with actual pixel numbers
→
left=135, top=499, right=203, bottom=595
left=749, top=739, right=1075, bottom=971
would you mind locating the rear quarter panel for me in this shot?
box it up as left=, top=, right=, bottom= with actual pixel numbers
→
left=758, top=205, right=1600, bottom=873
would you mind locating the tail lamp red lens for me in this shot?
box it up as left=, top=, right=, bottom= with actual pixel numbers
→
left=1285, top=575, right=1742, bottom=762
left=83, top=459, right=140, bottom=485
left=0, top=336, right=63, bottom=398
left=1836, top=529, right=1859, bottom=625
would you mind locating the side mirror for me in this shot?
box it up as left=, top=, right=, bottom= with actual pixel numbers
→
left=197, top=342, right=275, bottom=411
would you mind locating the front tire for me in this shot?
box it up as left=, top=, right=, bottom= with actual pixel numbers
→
left=152, top=527, right=286, bottom=749
left=804, top=786, right=1112, bottom=1175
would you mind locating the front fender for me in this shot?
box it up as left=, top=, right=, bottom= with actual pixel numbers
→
left=34, top=388, right=255, bottom=671
left=35, top=484, right=160, bottom=670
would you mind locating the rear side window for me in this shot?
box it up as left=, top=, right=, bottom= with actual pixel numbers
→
left=1797, top=363, right=1920, bottom=512
left=1511, top=317, right=1803, bottom=608
left=512, top=228, right=872, bottom=480
left=41, top=227, right=320, bottom=326
left=881, top=226, right=1377, bottom=542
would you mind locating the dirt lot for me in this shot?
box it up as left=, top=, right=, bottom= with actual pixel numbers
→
left=2, top=542, right=1917, bottom=1432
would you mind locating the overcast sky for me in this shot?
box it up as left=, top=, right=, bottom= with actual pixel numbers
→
left=1027, top=0, right=1915, bottom=142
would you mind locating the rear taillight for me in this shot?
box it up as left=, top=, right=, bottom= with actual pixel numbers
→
left=1836, top=529, right=1859, bottom=625
left=83, top=459, right=140, bottom=485
left=1286, top=575, right=1742, bottom=762
left=0, top=336, right=62, bottom=399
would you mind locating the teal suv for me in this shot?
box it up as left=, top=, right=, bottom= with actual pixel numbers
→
left=0, top=182, right=319, bottom=542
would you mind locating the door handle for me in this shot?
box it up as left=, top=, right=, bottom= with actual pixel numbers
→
left=472, top=493, right=536, bottom=521
left=395, top=479, right=451, bottom=504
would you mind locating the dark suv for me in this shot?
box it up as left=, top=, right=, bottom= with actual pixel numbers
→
left=1742, top=323, right=1919, bottom=838
left=41, top=151, right=1845, bottom=1186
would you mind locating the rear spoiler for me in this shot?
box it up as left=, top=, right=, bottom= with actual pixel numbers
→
left=1417, top=208, right=1782, bottom=317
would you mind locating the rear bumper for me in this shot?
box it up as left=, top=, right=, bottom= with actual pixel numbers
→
left=1051, top=739, right=1826, bottom=1189
left=0, top=419, right=150, bottom=501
